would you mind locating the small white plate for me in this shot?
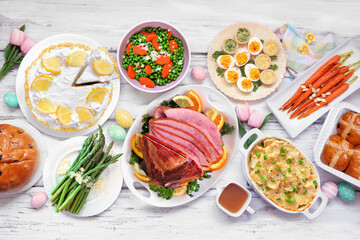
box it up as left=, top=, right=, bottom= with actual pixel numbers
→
left=266, top=38, right=360, bottom=138
left=121, top=85, right=239, bottom=207
left=314, top=102, right=360, bottom=187
left=0, top=119, right=48, bottom=197
left=43, top=136, right=123, bottom=217
left=16, top=34, right=120, bottom=138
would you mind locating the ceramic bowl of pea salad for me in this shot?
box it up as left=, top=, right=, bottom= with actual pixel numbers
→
left=117, top=20, right=191, bottom=93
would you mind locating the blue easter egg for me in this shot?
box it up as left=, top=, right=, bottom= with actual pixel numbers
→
left=108, top=125, right=126, bottom=141
left=337, top=182, right=355, bottom=202
left=4, top=92, right=19, bottom=108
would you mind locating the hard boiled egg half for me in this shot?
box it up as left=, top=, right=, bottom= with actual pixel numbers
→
left=245, top=64, right=260, bottom=81
left=248, top=37, right=263, bottom=55
left=237, top=77, right=253, bottom=92
left=216, top=55, right=235, bottom=69
left=224, top=67, right=241, bottom=83
left=234, top=48, right=250, bottom=67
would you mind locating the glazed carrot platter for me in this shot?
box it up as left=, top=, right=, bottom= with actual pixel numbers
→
left=1, top=1, right=360, bottom=239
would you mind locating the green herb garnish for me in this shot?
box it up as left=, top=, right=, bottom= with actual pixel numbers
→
left=303, top=190, right=308, bottom=195
left=285, top=198, right=296, bottom=203
left=264, top=155, right=268, bottom=160
left=270, top=179, right=276, bottom=182
left=149, top=182, right=174, bottom=200
left=288, top=168, right=292, bottom=173
left=270, top=55, right=278, bottom=61
left=276, top=166, right=281, bottom=172
left=313, top=180, right=318, bottom=187
left=212, top=51, right=227, bottom=59
left=220, top=122, right=235, bottom=136
left=276, top=198, right=281, bottom=201
left=286, top=158, right=292, bottom=164
left=129, top=150, right=142, bottom=165
left=261, top=176, right=266, bottom=183
left=282, top=172, right=286, bottom=176
left=302, top=179, right=306, bottom=183
left=216, top=67, right=225, bottom=77
left=292, top=186, right=299, bottom=193
left=253, top=80, right=262, bottom=92
left=186, top=179, right=200, bottom=197
left=160, top=100, right=180, bottom=108
left=280, top=153, right=286, bottom=156
left=298, top=159, right=304, bottom=164
left=280, top=146, right=285, bottom=153
left=284, top=190, right=289, bottom=194
left=271, top=160, right=276, bottom=164
left=255, top=152, right=261, bottom=157
left=141, top=114, right=153, bottom=134
left=254, top=170, right=260, bottom=174
left=269, top=64, right=278, bottom=71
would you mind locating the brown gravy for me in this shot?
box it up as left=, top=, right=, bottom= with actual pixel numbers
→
left=218, top=183, right=248, bottom=213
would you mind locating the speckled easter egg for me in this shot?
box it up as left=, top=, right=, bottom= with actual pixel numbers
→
left=31, top=191, right=48, bottom=208
left=322, top=182, right=338, bottom=200
left=337, top=182, right=355, bottom=202
left=4, top=92, right=19, bottom=108
left=191, top=66, right=206, bottom=82
left=108, top=125, right=126, bottom=141
left=115, top=109, right=133, bottom=128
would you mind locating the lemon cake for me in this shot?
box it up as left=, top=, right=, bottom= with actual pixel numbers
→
left=24, top=43, right=119, bottom=132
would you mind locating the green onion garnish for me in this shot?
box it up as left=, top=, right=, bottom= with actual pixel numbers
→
left=270, top=179, right=276, bottom=182
left=283, top=177, right=287, bottom=181
left=313, top=180, right=318, bottom=187
left=276, top=198, right=281, bottom=201
left=286, top=158, right=292, bottom=164
left=303, top=190, right=307, bottom=195
left=282, top=172, right=286, bottom=176
left=256, top=163, right=262, bottom=167
left=302, top=179, right=306, bottom=183
left=284, top=190, right=289, bottom=194
left=255, top=152, right=260, bottom=157
left=264, top=186, right=269, bottom=190
left=272, top=160, right=276, bottom=164
left=288, top=168, right=292, bottom=173
left=298, top=159, right=304, bottom=164
left=264, top=155, right=268, bottom=160
left=292, top=186, right=299, bottom=193
left=280, top=146, right=285, bottom=153
left=261, top=176, right=266, bottom=183
left=280, top=153, right=286, bottom=156
left=276, top=166, right=281, bottom=172
left=254, top=170, right=260, bottom=174
left=300, top=169, right=305, bottom=174
left=286, top=198, right=296, bottom=203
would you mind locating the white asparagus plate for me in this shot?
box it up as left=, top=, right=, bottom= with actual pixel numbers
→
left=43, top=136, right=123, bottom=217
left=121, top=85, right=238, bottom=207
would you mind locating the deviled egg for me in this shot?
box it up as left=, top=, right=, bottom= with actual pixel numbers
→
left=234, top=48, right=250, bottom=67
left=224, top=67, right=241, bottom=83
left=245, top=64, right=260, bottom=81
left=248, top=37, right=263, bottom=55
left=216, top=55, right=235, bottom=69
left=237, top=77, right=254, bottom=92
left=223, top=39, right=238, bottom=54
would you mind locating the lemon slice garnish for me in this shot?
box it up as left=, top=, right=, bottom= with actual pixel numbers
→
left=66, top=51, right=87, bottom=67
left=35, top=98, right=56, bottom=114
left=205, top=107, right=218, bottom=121
left=76, top=106, right=94, bottom=123
left=172, top=95, right=194, bottom=108
left=30, top=75, right=54, bottom=91
left=56, top=105, right=73, bottom=126
left=92, top=59, right=114, bottom=76
left=173, top=183, right=188, bottom=197
left=41, top=57, right=62, bottom=74
left=86, top=87, right=109, bottom=103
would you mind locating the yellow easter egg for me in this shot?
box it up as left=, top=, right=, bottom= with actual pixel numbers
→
left=115, top=109, right=133, bottom=128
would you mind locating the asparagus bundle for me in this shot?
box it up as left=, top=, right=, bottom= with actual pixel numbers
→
left=50, top=126, right=122, bottom=214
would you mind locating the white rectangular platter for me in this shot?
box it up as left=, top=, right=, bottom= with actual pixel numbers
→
left=266, top=38, right=360, bottom=138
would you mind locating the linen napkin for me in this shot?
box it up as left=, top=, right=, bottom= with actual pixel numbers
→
left=274, top=24, right=337, bottom=87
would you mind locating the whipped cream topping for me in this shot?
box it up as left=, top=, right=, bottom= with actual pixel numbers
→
left=27, top=45, right=116, bottom=130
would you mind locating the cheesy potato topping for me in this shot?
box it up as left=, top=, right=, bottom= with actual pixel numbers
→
left=248, top=138, right=319, bottom=211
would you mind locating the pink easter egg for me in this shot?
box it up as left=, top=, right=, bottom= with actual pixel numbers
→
left=322, top=182, right=338, bottom=200
left=191, top=66, right=206, bottom=82
left=31, top=191, right=48, bottom=208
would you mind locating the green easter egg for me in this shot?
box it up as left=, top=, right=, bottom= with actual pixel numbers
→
left=337, top=182, right=355, bottom=202
left=4, top=92, right=19, bottom=108
left=108, top=125, right=126, bottom=141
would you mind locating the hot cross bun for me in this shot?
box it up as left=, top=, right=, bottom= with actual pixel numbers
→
left=337, top=112, right=360, bottom=145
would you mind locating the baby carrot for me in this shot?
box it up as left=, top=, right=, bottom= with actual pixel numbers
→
left=152, top=38, right=161, bottom=51
left=169, top=40, right=178, bottom=53
left=167, top=30, right=172, bottom=40
left=145, top=64, right=152, bottom=74
left=145, top=34, right=157, bottom=42
left=126, top=42, right=133, bottom=55
left=156, top=55, right=171, bottom=65
left=132, top=45, right=147, bottom=55
left=141, top=31, right=155, bottom=36
left=162, top=63, right=172, bottom=78
left=128, top=65, right=136, bottom=79
left=139, top=77, right=155, bottom=88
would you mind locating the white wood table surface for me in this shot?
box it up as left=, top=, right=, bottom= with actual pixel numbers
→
left=1, top=0, right=360, bottom=239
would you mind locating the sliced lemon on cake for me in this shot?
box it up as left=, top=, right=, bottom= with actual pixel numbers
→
left=86, top=87, right=109, bottom=103
left=172, top=95, right=194, bottom=108
left=66, top=51, right=87, bottom=67
left=92, top=59, right=114, bottom=76
left=41, top=57, right=62, bottom=74
left=56, top=105, right=73, bottom=126
left=30, top=75, right=53, bottom=91
left=76, top=106, right=94, bottom=123
left=35, top=98, right=56, bottom=114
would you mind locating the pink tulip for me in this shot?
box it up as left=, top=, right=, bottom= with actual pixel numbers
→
left=235, top=102, right=250, bottom=122
left=10, top=28, right=26, bottom=46
left=20, top=37, right=36, bottom=54
left=248, top=110, right=265, bottom=128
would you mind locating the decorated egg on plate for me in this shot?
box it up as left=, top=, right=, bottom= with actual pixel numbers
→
left=322, top=182, right=338, bottom=200
left=4, top=92, right=19, bottom=108
left=224, top=67, right=241, bottom=83
left=248, top=37, right=263, bottom=55
left=216, top=55, right=235, bottom=69
left=234, top=48, right=250, bottom=67
left=244, top=64, right=260, bottom=81
left=337, top=182, right=355, bottom=202
left=237, top=77, right=253, bottom=92
left=108, top=125, right=126, bottom=141
left=115, top=109, right=133, bottom=128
